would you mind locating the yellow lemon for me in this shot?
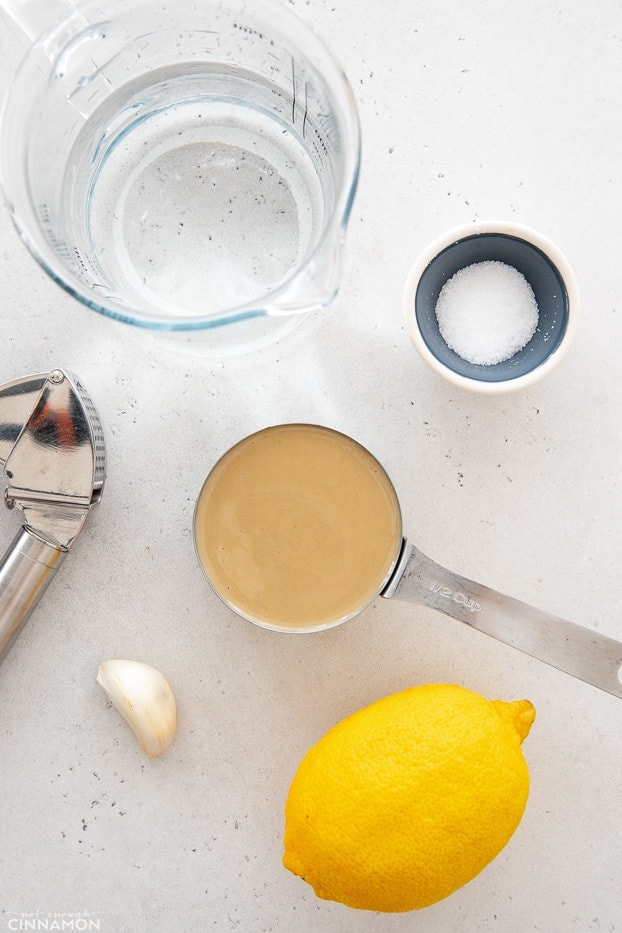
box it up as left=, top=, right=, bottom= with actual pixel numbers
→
left=283, top=683, right=535, bottom=912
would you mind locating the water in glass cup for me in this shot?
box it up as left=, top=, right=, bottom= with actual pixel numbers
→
left=0, top=0, right=360, bottom=346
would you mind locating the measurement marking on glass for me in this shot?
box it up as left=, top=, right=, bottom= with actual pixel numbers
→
left=302, top=81, right=309, bottom=139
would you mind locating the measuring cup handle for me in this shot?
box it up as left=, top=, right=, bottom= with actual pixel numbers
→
left=0, top=0, right=73, bottom=44
left=383, top=540, right=622, bottom=699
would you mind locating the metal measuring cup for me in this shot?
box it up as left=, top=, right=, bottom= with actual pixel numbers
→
left=194, top=424, right=622, bottom=699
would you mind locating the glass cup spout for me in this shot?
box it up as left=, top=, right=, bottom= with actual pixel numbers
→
left=265, top=221, right=350, bottom=318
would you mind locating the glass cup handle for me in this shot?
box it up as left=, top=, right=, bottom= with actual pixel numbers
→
left=0, top=0, right=73, bottom=43
left=383, top=540, right=622, bottom=699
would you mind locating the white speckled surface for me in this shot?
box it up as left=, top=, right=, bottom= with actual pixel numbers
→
left=0, top=1, right=620, bottom=931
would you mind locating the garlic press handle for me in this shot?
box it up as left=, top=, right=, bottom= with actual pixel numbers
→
left=0, top=527, right=66, bottom=665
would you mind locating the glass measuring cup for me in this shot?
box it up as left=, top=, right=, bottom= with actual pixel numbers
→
left=194, top=424, right=622, bottom=699
left=0, top=0, right=360, bottom=352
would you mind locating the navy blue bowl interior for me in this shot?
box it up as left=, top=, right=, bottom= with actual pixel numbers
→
left=414, top=233, right=569, bottom=382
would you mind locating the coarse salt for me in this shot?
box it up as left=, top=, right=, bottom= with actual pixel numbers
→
left=434, top=261, right=539, bottom=366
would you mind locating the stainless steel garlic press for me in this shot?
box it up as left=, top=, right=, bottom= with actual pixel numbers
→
left=0, top=369, right=105, bottom=664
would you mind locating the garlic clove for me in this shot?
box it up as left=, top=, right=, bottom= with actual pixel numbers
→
left=96, top=659, right=177, bottom=759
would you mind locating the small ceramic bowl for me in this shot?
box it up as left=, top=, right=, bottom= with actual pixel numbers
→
left=403, top=221, right=580, bottom=393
